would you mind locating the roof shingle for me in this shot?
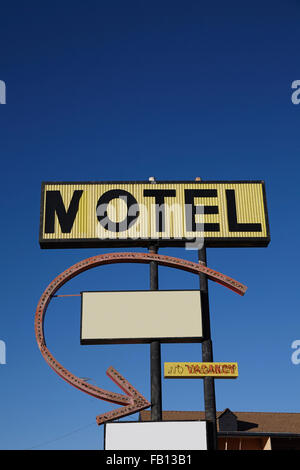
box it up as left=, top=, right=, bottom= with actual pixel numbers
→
left=139, top=410, right=300, bottom=434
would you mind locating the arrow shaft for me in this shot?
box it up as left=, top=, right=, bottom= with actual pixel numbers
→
left=41, top=348, right=131, bottom=405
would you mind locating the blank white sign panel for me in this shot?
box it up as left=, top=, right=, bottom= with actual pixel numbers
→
left=81, top=290, right=202, bottom=344
left=105, top=421, right=207, bottom=450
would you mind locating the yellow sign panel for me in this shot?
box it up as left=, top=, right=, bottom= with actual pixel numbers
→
left=39, top=181, right=269, bottom=248
left=164, top=362, right=238, bottom=379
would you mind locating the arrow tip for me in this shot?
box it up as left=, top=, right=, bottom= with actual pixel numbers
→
left=96, top=367, right=150, bottom=425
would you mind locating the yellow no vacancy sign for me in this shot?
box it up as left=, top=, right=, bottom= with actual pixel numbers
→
left=164, top=362, right=238, bottom=379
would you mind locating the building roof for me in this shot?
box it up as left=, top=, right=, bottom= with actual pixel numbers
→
left=139, top=410, right=300, bottom=434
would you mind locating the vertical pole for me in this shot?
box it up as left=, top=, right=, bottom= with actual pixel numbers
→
left=149, top=244, right=162, bottom=421
left=198, top=246, right=218, bottom=450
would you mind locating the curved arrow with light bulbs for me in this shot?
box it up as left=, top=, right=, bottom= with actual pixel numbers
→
left=35, top=252, right=247, bottom=424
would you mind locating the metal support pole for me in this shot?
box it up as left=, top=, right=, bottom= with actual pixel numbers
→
left=198, top=246, right=218, bottom=450
left=149, top=244, right=162, bottom=421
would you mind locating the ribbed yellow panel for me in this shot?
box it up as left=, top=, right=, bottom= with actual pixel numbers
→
left=41, top=182, right=268, bottom=241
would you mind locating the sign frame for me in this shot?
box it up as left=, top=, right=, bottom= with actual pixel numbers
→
left=80, top=289, right=203, bottom=345
left=39, top=180, right=270, bottom=249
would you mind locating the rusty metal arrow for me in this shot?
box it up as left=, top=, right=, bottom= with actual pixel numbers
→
left=39, top=343, right=150, bottom=424
left=35, top=252, right=246, bottom=425
left=96, top=366, right=151, bottom=425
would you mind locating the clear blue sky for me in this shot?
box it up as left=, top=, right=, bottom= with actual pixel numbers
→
left=0, top=0, right=300, bottom=450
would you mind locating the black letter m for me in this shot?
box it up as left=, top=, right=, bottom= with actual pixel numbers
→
left=45, top=190, right=83, bottom=233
